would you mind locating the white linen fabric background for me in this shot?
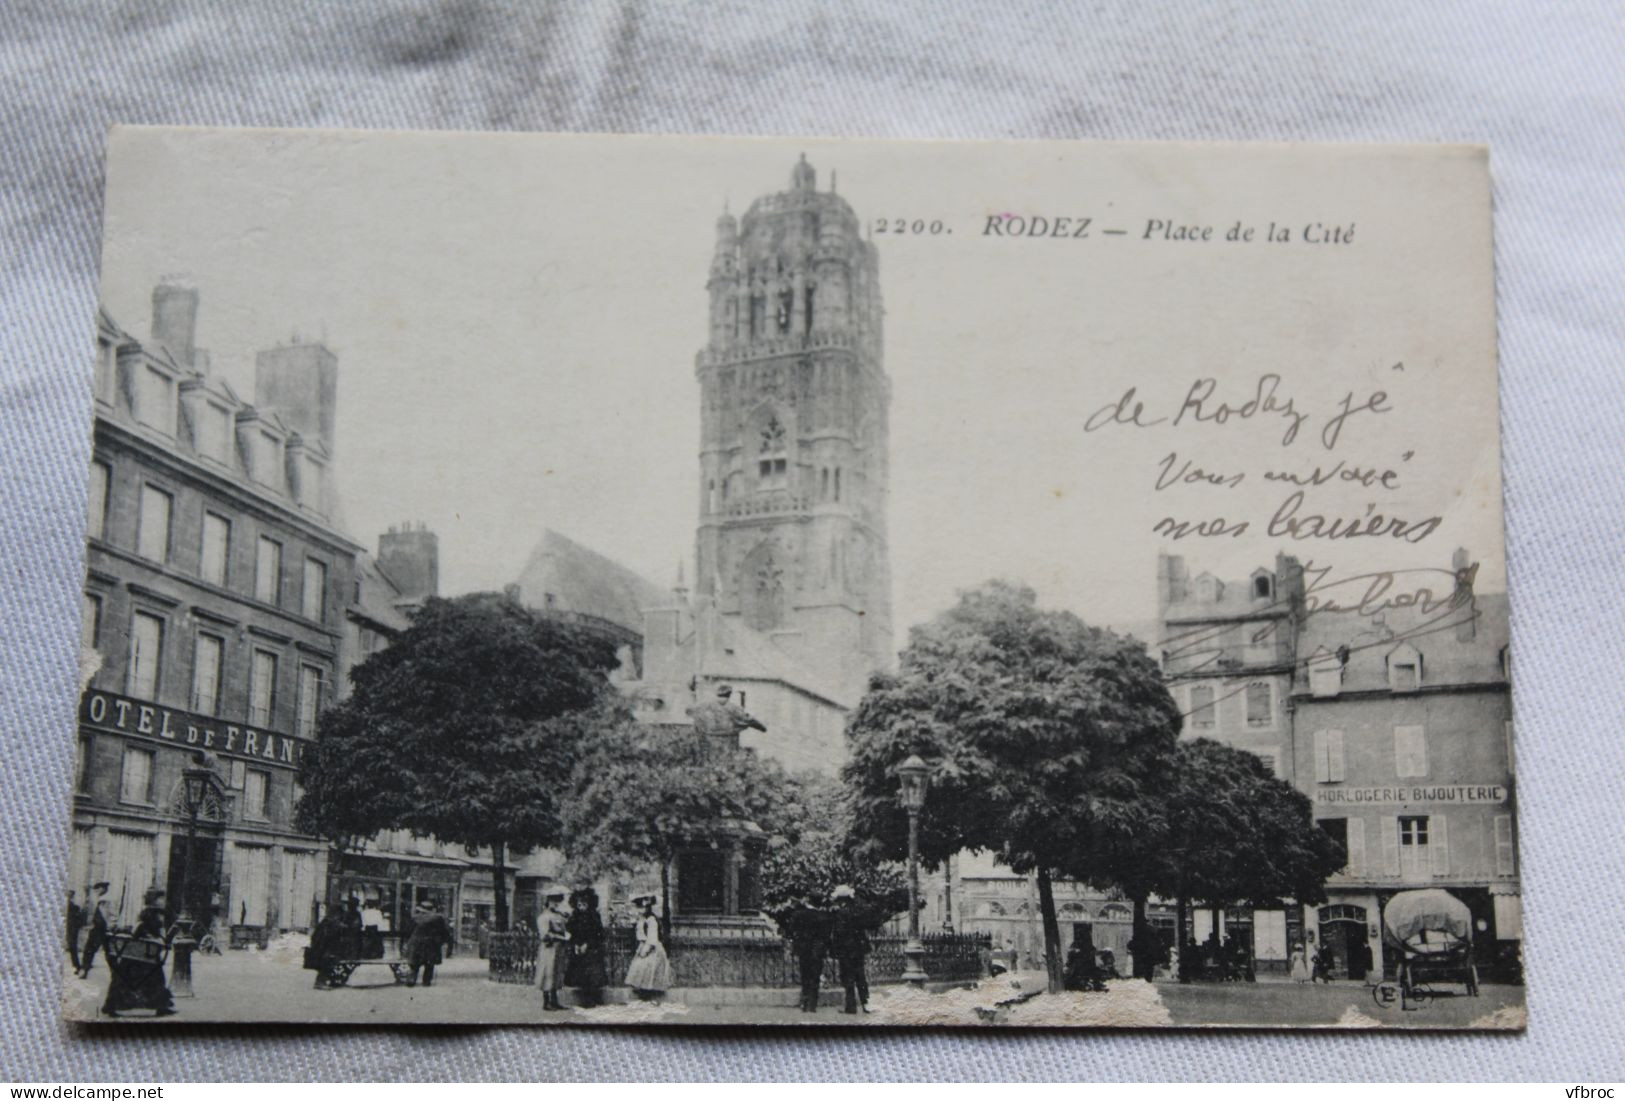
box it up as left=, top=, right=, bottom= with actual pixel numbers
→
left=3, top=0, right=1622, bottom=1082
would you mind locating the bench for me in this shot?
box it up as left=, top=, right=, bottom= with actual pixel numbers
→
left=322, top=958, right=416, bottom=987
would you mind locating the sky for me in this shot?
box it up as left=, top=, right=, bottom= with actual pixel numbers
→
left=98, top=129, right=1506, bottom=650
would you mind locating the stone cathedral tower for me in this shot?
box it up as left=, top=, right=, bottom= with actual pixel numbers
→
left=693, top=155, right=893, bottom=703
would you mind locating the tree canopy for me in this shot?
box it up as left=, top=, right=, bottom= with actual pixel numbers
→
left=296, top=592, right=621, bottom=927
left=758, top=772, right=908, bottom=931
left=562, top=722, right=797, bottom=934
left=843, top=580, right=1183, bottom=990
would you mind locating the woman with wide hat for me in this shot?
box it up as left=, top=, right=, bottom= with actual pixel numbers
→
left=535, top=886, right=571, bottom=1011
left=564, top=887, right=608, bottom=1008
left=623, top=894, right=672, bottom=1000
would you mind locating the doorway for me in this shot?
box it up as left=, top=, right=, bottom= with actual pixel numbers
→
left=165, top=833, right=220, bottom=929
left=1318, top=904, right=1369, bottom=980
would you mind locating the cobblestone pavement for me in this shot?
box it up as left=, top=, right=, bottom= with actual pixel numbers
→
left=63, top=950, right=1524, bottom=1030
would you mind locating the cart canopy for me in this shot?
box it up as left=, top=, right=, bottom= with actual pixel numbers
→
left=1382, top=888, right=1471, bottom=952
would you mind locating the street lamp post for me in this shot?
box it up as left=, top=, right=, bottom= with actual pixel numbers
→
left=170, top=760, right=213, bottom=998
left=896, top=754, right=931, bottom=987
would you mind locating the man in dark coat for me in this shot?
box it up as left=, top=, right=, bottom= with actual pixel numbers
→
left=830, top=885, right=873, bottom=1014
left=782, top=907, right=832, bottom=1013
left=309, top=907, right=348, bottom=989
left=66, top=889, right=85, bottom=973
left=403, top=901, right=453, bottom=987
left=77, top=882, right=111, bottom=978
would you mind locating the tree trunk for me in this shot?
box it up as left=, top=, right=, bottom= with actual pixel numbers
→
left=1130, top=890, right=1153, bottom=981
left=1034, top=867, right=1064, bottom=995
left=659, top=856, right=672, bottom=944
left=492, top=840, right=508, bottom=933
left=1175, top=877, right=1191, bottom=984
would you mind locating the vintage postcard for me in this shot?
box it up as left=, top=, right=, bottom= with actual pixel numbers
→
left=65, top=127, right=1519, bottom=1029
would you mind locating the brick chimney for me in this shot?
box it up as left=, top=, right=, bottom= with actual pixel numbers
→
left=378, top=522, right=439, bottom=602
left=151, top=277, right=198, bottom=367
left=255, top=339, right=338, bottom=453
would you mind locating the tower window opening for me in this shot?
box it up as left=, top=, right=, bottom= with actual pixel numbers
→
left=834, top=468, right=841, bottom=501
left=777, top=289, right=793, bottom=333
left=758, top=416, right=788, bottom=491
left=804, top=286, right=815, bottom=333
left=821, top=468, right=829, bottom=499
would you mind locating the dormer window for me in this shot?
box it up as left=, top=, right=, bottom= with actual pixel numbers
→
left=1308, top=647, right=1343, bottom=697
left=1252, top=570, right=1273, bottom=600
left=1387, top=643, right=1422, bottom=692
left=137, top=365, right=176, bottom=436
left=257, top=430, right=284, bottom=492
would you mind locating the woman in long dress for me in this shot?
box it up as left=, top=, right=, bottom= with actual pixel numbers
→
left=622, top=894, right=672, bottom=1000
left=102, top=889, right=176, bottom=1018
left=1288, top=941, right=1311, bottom=983
left=564, top=888, right=608, bottom=1008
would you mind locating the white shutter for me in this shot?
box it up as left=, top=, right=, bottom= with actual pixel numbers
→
left=1382, top=817, right=1400, bottom=877
left=1431, top=815, right=1450, bottom=876
left=1313, top=730, right=1328, bottom=782
left=1346, top=817, right=1366, bottom=877
left=1495, top=815, right=1515, bottom=876
left=1327, top=729, right=1346, bottom=782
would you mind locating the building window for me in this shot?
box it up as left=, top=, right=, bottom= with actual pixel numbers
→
left=1252, top=572, right=1272, bottom=599
left=138, top=365, right=176, bottom=435
left=87, top=461, right=111, bottom=540
left=137, top=484, right=172, bottom=563
left=1245, top=682, right=1273, bottom=727
left=255, top=537, right=282, bottom=605
left=302, top=557, right=327, bottom=622
left=1307, top=648, right=1342, bottom=697
left=1494, top=815, right=1516, bottom=876
left=258, top=431, right=285, bottom=492
left=1255, top=750, right=1278, bottom=778
left=128, top=610, right=165, bottom=699
left=192, top=633, right=224, bottom=715
left=1394, top=725, right=1428, bottom=778
left=201, top=513, right=231, bottom=587
left=1388, top=644, right=1422, bottom=691
left=119, top=746, right=155, bottom=805
left=298, top=664, right=325, bottom=738
left=1312, top=729, right=1345, bottom=783
left=76, top=737, right=93, bottom=793
left=300, top=453, right=324, bottom=510
left=1187, top=684, right=1216, bottom=729
left=199, top=404, right=233, bottom=465
left=757, top=415, right=788, bottom=490
left=1396, top=815, right=1448, bottom=879
left=242, top=770, right=269, bottom=821
left=1318, top=818, right=1347, bottom=867
left=249, top=649, right=278, bottom=727
left=82, top=593, right=102, bottom=649
left=833, top=467, right=841, bottom=501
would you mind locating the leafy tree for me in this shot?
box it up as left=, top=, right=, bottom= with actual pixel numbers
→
left=562, top=723, right=795, bottom=939
left=758, top=773, right=908, bottom=928
left=296, top=592, right=620, bottom=929
left=843, top=580, right=1182, bottom=992
left=1086, top=737, right=1345, bottom=980
left=1161, top=738, right=1344, bottom=978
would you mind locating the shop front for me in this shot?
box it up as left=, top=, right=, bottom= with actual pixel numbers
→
left=327, top=852, right=464, bottom=954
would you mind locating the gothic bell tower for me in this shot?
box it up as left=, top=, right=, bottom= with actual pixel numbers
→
left=694, top=155, right=893, bottom=703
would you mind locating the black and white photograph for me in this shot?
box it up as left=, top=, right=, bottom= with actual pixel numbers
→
left=61, top=127, right=1520, bottom=1030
